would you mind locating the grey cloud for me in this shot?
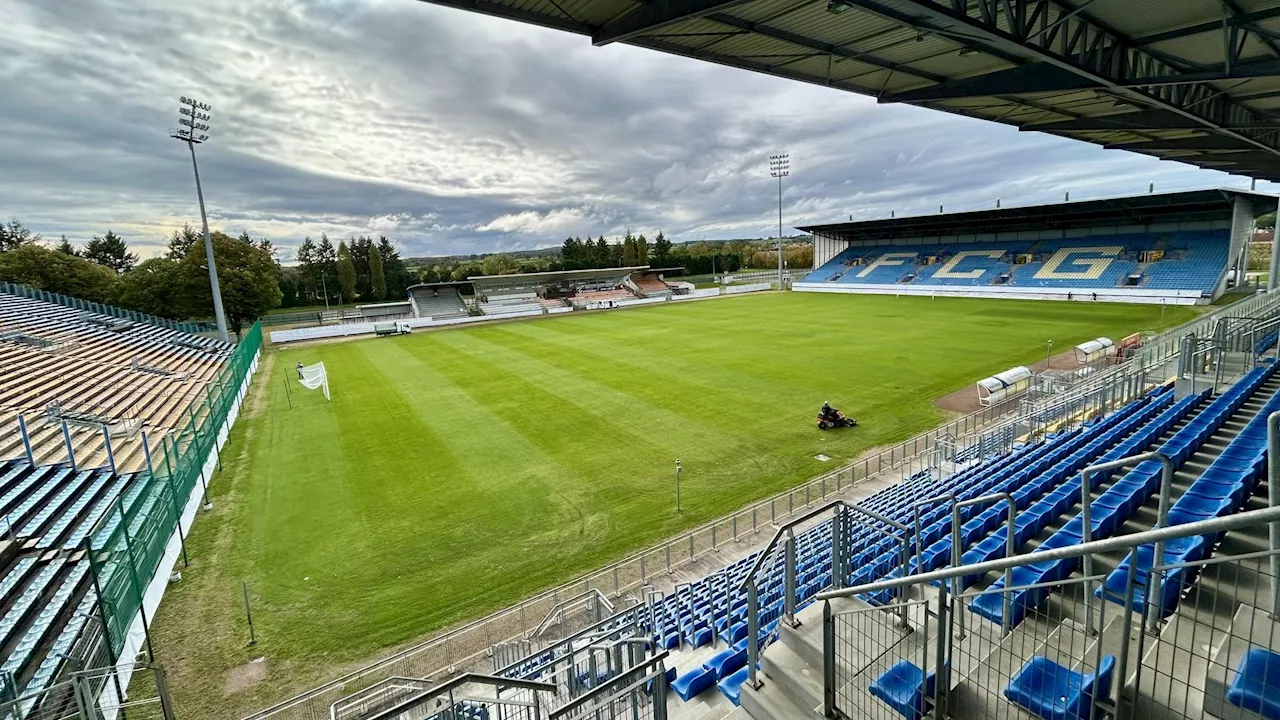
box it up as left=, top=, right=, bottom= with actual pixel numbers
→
left=0, top=0, right=1273, bottom=262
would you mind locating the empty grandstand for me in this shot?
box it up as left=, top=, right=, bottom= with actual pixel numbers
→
left=798, top=189, right=1274, bottom=304
left=0, top=287, right=233, bottom=472
left=408, top=282, right=471, bottom=320
left=0, top=283, right=261, bottom=720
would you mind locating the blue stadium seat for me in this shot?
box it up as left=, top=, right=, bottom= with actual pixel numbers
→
left=868, top=660, right=936, bottom=720
left=717, top=666, right=750, bottom=705
left=672, top=666, right=717, bottom=701
left=1226, top=648, right=1280, bottom=720
left=1004, top=655, right=1115, bottom=720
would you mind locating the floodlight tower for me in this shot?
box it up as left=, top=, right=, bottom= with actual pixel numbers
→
left=171, top=96, right=229, bottom=342
left=769, top=153, right=790, bottom=289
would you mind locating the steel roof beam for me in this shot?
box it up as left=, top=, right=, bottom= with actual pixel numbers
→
left=705, top=13, right=949, bottom=83
left=1104, top=135, right=1258, bottom=152
left=884, top=57, right=1280, bottom=103
left=880, top=62, right=1094, bottom=102
left=845, top=0, right=1280, bottom=161
left=1132, top=7, right=1280, bottom=48
left=593, top=0, right=750, bottom=46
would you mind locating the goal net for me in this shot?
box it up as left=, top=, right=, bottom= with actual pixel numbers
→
left=297, top=362, right=331, bottom=401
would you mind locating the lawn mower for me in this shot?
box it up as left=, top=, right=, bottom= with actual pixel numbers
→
left=817, top=403, right=857, bottom=430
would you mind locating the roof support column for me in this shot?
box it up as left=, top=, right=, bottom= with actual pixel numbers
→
left=1270, top=198, right=1280, bottom=291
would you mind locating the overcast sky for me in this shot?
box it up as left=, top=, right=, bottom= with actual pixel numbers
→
left=2, top=0, right=1276, bottom=260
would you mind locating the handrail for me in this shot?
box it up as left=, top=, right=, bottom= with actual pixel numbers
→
left=1268, top=412, right=1280, bottom=621
left=1080, top=451, right=1173, bottom=634
left=817, top=503, right=1280, bottom=602
left=736, top=499, right=847, bottom=593
left=546, top=651, right=669, bottom=718
left=330, top=677, right=429, bottom=720
left=367, top=673, right=556, bottom=720
left=530, top=588, right=614, bottom=639
left=952, top=493, right=1015, bottom=637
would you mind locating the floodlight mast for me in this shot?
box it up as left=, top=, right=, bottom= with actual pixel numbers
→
left=170, top=96, right=229, bottom=342
left=769, top=154, right=790, bottom=290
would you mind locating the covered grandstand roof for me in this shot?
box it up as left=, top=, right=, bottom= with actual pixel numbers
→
left=470, top=266, right=648, bottom=283
left=799, top=187, right=1277, bottom=240
left=414, top=0, right=1280, bottom=181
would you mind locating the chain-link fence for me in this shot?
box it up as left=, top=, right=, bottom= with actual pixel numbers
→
left=824, top=509, right=1280, bottom=720
left=88, top=322, right=262, bottom=659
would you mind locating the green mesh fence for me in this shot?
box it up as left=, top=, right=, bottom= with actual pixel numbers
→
left=0, top=281, right=214, bottom=335
left=87, top=322, right=263, bottom=656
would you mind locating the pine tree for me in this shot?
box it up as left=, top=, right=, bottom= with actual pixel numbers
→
left=637, top=234, right=649, bottom=265
left=622, top=232, right=637, bottom=266
left=336, top=240, right=357, bottom=303
left=167, top=224, right=201, bottom=259
left=369, top=245, right=387, bottom=300
left=83, top=230, right=137, bottom=273
left=55, top=236, right=77, bottom=256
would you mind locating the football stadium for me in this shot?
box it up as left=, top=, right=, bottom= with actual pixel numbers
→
left=7, top=1, right=1280, bottom=720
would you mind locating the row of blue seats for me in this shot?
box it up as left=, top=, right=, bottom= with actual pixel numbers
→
left=1100, top=374, right=1280, bottom=617
left=954, top=390, right=1202, bottom=595
left=848, top=393, right=1161, bottom=600
left=864, top=389, right=1185, bottom=604
left=971, top=362, right=1277, bottom=626
left=656, top=432, right=1071, bottom=704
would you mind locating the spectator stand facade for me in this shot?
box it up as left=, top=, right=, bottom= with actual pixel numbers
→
left=0, top=284, right=263, bottom=720
left=797, top=189, right=1277, bottom=305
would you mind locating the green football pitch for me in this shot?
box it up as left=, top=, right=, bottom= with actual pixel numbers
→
left=149, top=292, right=1195, bottom=718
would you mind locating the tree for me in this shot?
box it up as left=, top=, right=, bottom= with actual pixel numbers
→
left=55, top=236, right=77, bottom=256
left=83, top=231, right=137, bottom=273
left=377, top=236, right=413, bottom=301
left=622, top=232, right=637, bottom=266
left=369, top=244, right=387, bottom=300
left=167, top=224, right=202, bottom=260
left=482, top=253, right=516, bottom=276
left=0, top=219, right=40, bottom=253
left=1259, top=212, right=1277, bottom=230
left=295, top=237, right=318, bottom=302
left=594, top=236, right=610, bottom=268
left=637, top=234, right=649, bottom=265
left=336, top=240, right=357, bottom=303
left=178, top=232, right=281, bottom=333
left=0, top=244, right=117, bottom=301
left=652, top=231, right=672, bottom=266
left=114, top=258, right=187, bottom=318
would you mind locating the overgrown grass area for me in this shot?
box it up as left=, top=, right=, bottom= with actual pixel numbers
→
left=148, top=292, right=1194, bottom=719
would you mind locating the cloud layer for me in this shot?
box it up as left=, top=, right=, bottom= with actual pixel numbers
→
left=1, top=0, right=1273, bottom=260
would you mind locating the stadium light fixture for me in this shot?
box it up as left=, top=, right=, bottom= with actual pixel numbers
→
left=770, top=153, right=790, bottom=290
left=826, top=0, right=854, bottom=13
left=170, top=96, right=229, bottom=343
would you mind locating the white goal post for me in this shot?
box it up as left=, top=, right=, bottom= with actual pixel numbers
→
left=297, top=362, right=331, bottom=401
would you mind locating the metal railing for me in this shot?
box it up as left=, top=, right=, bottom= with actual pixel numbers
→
left=820, top=502, right=1280, bottom=720
left=365, top=673, right=557, bottom=720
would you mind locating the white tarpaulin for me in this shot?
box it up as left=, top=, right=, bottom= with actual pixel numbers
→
left=298, top=361, right=330, bottom=400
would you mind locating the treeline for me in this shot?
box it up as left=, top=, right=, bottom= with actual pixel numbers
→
left=285, top=234, right=414, bottom=308
left=0, top=220, right=281, bottom=333
left=411, top=233, right=812, bottom=284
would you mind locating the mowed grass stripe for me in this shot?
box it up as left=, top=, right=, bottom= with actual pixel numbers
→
left=147, top=293, right=1197, bottom=720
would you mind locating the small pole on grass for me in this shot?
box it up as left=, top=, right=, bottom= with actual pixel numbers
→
left=675, top=459, right=682, bottom=512
left=243, top=582, right=256, bottom=646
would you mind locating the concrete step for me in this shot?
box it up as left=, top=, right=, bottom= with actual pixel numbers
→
left=740, top=669, right=820, bottom=720
left=759, top=641, right=823, bottom=711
